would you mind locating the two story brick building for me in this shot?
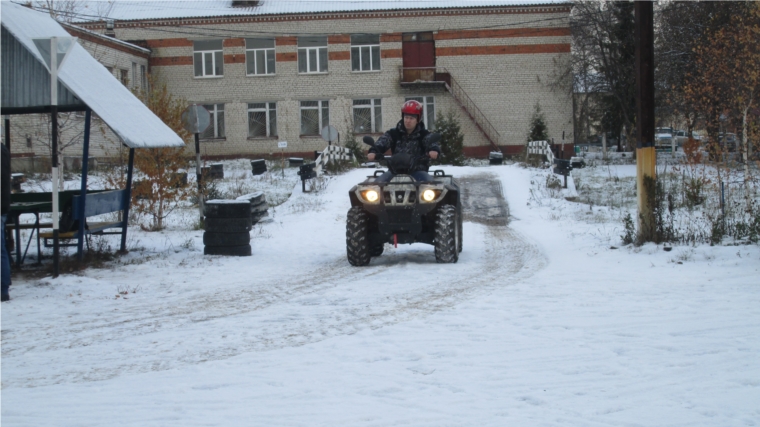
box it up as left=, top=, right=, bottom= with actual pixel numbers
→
left=78, top=0, right=574, bottom=159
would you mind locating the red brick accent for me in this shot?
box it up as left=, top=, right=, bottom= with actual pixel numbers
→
left=224, top=54, right=245, bottom=64
left=329, top=51, right=350, bottom=61
left=380, top=33, right=403, bottom=43
left=145, top=38, right=193, bottom=48
left=381, top=49, right=402, bottom=59
left=435, top=27, right=570, bottom=40
left=224, top=38, right=245, bottom=47
left=328, top=34, right=350, bottom=44
left=276, top=36, right=298, bottom=46
left=437, top=43, right=570, bottom=57
left=150, top=56, right=193, bottom=66
left=276, top=52, right=297, bottom=62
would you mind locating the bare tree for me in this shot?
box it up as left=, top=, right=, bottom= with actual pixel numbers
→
left=33, top=1, right=114, bottom=23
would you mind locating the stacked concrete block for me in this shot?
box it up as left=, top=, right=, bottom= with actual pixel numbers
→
left=203, top=199, right=252, bottom=256
left=236, top=192, right=269, bottom=225
left=251, top=159, right=267, bottom=175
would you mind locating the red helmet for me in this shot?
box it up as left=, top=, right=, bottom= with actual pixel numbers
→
left=401, top=100, right=423, bottom=120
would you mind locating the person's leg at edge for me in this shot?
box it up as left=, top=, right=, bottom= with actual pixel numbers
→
left=1, top=214, right=11, bottom=301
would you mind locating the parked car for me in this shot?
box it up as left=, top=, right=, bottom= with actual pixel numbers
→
left=718, top=133, right=737, bottom=152
left=655, top=132, right=676, bottom=151
left=674, top=130, right=688, bottom=145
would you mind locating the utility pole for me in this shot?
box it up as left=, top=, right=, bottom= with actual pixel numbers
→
left=635, top=1, right=656, bottom=242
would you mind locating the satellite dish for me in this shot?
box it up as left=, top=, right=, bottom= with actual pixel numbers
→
left=181, top=104, right=211, bottom=134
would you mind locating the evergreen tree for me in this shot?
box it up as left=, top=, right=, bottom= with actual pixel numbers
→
left=527, top=102, right=549, bottom=142
left=434, top=110, right=466, bottom=166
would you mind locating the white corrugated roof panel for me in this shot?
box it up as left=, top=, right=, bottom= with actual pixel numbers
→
left=1, top=2, right=185, bottom=149
left=72, top=0, right=570, bottom=22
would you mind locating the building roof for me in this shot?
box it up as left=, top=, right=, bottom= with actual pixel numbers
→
left=1, top=2, right=184, bottom=149
left=61, top=22, right=151, bottom=56
left=69, top=0, right=570, bottom=22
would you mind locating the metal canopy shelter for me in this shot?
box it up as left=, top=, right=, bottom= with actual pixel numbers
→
left=1, top=3, right=185, bottom=273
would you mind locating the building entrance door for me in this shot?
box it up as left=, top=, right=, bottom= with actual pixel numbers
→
left=402, top=32, right=435, bottom=82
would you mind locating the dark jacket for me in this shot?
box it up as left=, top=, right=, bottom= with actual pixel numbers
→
left=369, top=120, right=441, bottom=172
left=1, top=143, right=10, bottom=215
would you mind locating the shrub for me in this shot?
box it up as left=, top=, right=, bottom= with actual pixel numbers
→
left=434, top=110, right=466, bottom=166
left=527, top=102, right=549, bottom=143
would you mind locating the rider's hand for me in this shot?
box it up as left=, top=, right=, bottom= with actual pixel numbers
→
left=367, top=153, right=376, bottom=161
left=428, top=151, right=439, bottom=160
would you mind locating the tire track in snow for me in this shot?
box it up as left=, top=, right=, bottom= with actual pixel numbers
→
left=3, top=173, right=548, bottom=388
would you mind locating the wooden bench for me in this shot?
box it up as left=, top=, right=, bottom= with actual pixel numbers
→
left=39, top=189, right=128, bottom=244
left=8, top=190, right=83, bottom=265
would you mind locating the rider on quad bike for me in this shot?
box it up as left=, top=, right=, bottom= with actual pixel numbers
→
left=346, top=100, right=462, bottom=266
left=367, top=100, right=441, bottom=182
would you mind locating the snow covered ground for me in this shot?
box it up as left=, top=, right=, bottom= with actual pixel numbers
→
left=2, top=161, right=759, bottom=426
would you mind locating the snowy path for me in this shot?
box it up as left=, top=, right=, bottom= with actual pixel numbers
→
left=2, top=170, right=545, bottom=389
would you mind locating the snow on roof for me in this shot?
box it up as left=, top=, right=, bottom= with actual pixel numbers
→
left=1, top=2, right=184, bottom=149
left=74, top=0, right=570, bottom=22
left=61, top=23, right=151, bottom=55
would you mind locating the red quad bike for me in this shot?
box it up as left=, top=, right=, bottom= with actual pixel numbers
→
left=346, top=134, right=462, bottom=265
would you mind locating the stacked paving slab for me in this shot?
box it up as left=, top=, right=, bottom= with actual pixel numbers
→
left=251, top=160, right=267, bottom=176
left=203, top=199, right=252, bottom=256
left=236, top=192, right=269, bottom=225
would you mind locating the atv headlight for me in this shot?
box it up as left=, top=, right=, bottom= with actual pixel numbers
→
left=422, top=189, right=437, bottom=202
left=364, top=189, right=379, bottom=202
left=419, top=185, right=445, bottom=203
left=357, top=186, right=382, bottom=204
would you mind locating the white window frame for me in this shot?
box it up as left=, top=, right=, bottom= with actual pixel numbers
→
left=300, top=100, right=329, bottom=136
left=201, top=103, right=225, bottom=139
left=298, top=36, right=328, bottom=74
left=353, top=98, right=382, bottom=133
left=194, top=40, right=224, bottom=78
left=140, top=64, right=147, bottom=90
left=119, top=68, right=129, bottom=86
left=351, top=34, right=381, bottom=72
left=248, top=102, right=277, bottom=138
left=246, top=38, right=276, bottom=76
left=405, top=96, right=436, bottom=131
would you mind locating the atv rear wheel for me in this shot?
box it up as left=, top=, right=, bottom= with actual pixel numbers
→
left=435, top=204, right=459, bottom=263
left=346, top=206, right=372, bottom=266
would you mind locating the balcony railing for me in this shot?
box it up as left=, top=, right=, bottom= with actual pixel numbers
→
left=399, top=66, right=501, bottom=152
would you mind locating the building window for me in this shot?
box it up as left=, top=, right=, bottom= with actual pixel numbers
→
left=246, top=38, right=275, bottom=75
left=297, top=36, right=328, bottom=74
left=140, top=65, right=147, bottom=90
left=353, top=99, right=382, bottom=133
left=248, top=102, right=277, bottom=138
left=405, top=96, right=436, bottom=130
left=300, top=100, right=329, bottom=135
left=194, top=40, right=224, bottom=77
left=119, top=69, right=129, bottom=86
left=201, top=104, right=225, bottom=139
left=131, top=62, right=137, bottom=88
left=351, top=34, right=380, bottom=72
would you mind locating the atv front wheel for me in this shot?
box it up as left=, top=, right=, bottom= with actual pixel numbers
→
left=346, top=206, right=372, bottom=266
left=371, top=244, right=384, bottom=257
left=457, top=208, right=463, bottom=253
left=435, top=205, right=459, bottom=263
